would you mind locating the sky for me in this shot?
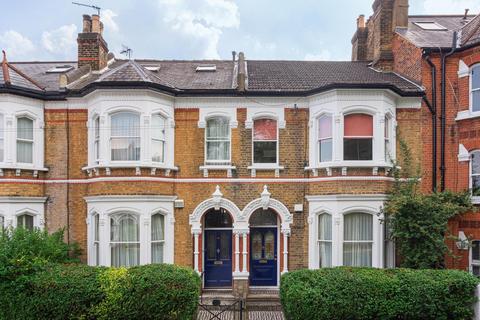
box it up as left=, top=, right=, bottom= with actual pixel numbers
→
left=1, top=0, right=480, bottom=62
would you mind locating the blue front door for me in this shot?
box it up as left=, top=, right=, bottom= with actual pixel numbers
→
left=250, top=228, right=277, bottom=286
left=204, top=230, right=232, bottom=287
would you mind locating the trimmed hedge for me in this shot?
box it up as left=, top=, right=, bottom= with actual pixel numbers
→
left=280, top=268, right=479, bottom=320
left=0, top=264, right=201, bottom=320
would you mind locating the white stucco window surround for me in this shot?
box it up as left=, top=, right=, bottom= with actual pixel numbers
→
left=306, top=194, right=387, bottom=269
left=198, top=108, right=237, bottom=177
left=306, top=90, right=406, bottom=176
left=456, top=62, right=480, bottom=121
left=0, top=196, right=47, bottom=229
left=80, top=90, right=177, bottom=174
left=0, top=94, right=46, bottom=173
left=85, top=195, right=176, bottom=267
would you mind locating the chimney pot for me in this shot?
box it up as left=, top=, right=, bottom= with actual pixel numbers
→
left=464, top=9, right=470, bottom=20
left=357, top=15, right=366, bottom=28
left=232, top=51, right=236, bottom=61
left=78, top=14, right=109, bottom=71
left=91, top=14, right=101, bottom=34
left=82, top=14, right=92, bottom=32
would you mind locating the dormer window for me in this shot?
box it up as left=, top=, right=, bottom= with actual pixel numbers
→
left=472, top=64, right=480, bottom=112
left=413, top=22, right=447, bottom=31
left=196, top=65, right=216, bottom=72
left=343, top=114, right=373, bottom=161
left=46, top=65, right=74, bottom=73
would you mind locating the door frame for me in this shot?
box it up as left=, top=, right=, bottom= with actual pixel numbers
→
left=202, top=227, right=233, bottom=288
left=249, top=222, right=280, bottom=288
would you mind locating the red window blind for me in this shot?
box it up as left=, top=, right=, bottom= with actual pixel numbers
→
left=253, top=119, right=277, bottom=140
left=344, top=114, right=373, bottom=137
left=318, top=115, right=332, bottom=139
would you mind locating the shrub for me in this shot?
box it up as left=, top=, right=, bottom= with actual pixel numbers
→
left=0, top=263, right=201, bottom=320
left=280, top=268, right=479, bottom=320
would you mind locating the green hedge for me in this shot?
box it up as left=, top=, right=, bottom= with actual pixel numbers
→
left=280, top=268, right=479, bottom=320
left=0, top=264, right=201, bottom=320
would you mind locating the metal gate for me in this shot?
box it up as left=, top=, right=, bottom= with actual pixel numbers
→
left=197, top=298, right=245, bottom=320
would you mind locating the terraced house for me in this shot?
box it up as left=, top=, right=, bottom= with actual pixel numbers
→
left=5, top=0, right=478, bottom=296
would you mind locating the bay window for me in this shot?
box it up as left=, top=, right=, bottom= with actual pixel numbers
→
left=151, top=213, right=165, bottom=263
left=343, top=114, right=373, bottom=161
left=472, top=150, right=480, bottom=197
left=151, top=114, right=166, bottom=163
left=16, top=117, right=34, bottom=164
left=0, top=114, right=4, bottom=162
left=17, top=213, right=34, bottom=230
left=318, top=213, right=332, bottom=267
left=110, top=213, right=140, bottom=267
left=318, top=115, right=332, bottom=163
left=471, top=240, right=480, bottom=276
left=110, top=112, right=140, bottom=161
left=343, top=213, right=373, bottom=267
left=472, top=64, right=480, bottom=112
left=253, top=118, right=277, bottom=164
left=206, top=117, right=230, bottom=163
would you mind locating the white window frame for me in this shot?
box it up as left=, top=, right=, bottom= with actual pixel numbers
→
left=317, top=212, right=332, bottom=268
left=316, top=113, right=334, bottom=165
left=110, top=111, right=141, bottom=162
left=85, top=195, right=176, bottom=267
left=471, top=150, right=480, bottom=201
left=384, top=114, right=392, bottom=162
left=204, top=116, right=231, bottom=165
left=109, top=212, right=141, bottom=267
left=471, top=64, right=480, bottom=114
left=342, top=112, right=374, bottom=162
left=17, top=212, right=35, bottom=230
left=151, top=212, right=166, bottom=264
left=470, top=240, right=480, bottom=276
left=151, top=114, right=167, bottom=164
left=94, top=116, right=100, bottom=163
left=93, top=213, right=100, bottom=266
left=16, top=116, right=35, bottom=165
left=343, top=212, right=374, bottom=267
left=252, top=117, right=279, bottom=167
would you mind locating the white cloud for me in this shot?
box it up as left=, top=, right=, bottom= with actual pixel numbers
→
left=41, top=24, right=77, bottom=57
left=423, top=0, right=480, bottom=15
left=304, top=50, right=331, bottom=61
left=158, top=0, right=240, bottom=59
left=102, top=9, right=119, bottom=33
left=0, top=30, right=35, bottom=60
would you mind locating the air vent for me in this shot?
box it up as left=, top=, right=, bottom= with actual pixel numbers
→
left=413, top=22, right=447, bottom=31
left=144, top=65, right=160, bottom=72
left=46, top=65, right=74, bottom=73
left=196, top=64, right=216, bottom=72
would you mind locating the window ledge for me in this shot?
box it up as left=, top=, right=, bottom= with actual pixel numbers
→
left=199, top=165, right=236, bottom=178
left=82, top=163, right=178, bottom=177
left=0, top=165, right=48, bottom=177
left=456, top=110, right=480, bottom=121
left=473, top=197, right=480, bottom=205
left=305, top=161, right=393, bottom=176
left=247, top=165, right=284, bottom=178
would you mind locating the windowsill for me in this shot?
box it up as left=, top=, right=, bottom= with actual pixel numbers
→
left=456, top=110, right=480, bottom=121
left=305, top=161, right=393, bottom=176
left=0, top=164, right=48, bottom=173
left=247, top=164, right=284, bottom=178
left=199, top=164, right=236, bottom=178
left=82, top=163, right=178, bottom=176
left=473, top=197, right=480, bottom=205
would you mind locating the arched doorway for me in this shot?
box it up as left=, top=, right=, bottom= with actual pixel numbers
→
left=203, top=208, right=233, bottom=287
left=249, top=208, right=279, bottom=286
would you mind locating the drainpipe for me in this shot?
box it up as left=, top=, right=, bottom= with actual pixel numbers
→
left=440, top=31, right=457, bottom=191
left=423, top=55, right=437, bottom=192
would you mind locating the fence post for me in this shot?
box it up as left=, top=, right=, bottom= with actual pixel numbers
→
left=474, top=284, right=480, bottom=320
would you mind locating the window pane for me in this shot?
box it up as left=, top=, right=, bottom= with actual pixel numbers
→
left=318, top=214, right=332, bottom=241
left=251, top=231, right=262, bottom=260
left=343, top=242, right=372, bottom=267
left=319, top=242, right=332, bottom=267
left=152, top=140, right=165, bottom=162
left=318, top=115, right=332, bottom=139
left=111, top=243, right=139, bottom=267
left=220, top=232, right=231, bottom=259
left=473, top=65, right=480, bottom=90
left=253, top=119, right=277, bottom=141
left=472, top=241, right=480, bottom=261
left=473, top=265, right=480, bottom=276
left=18, top=214, right=34, bottom=231
left=473, top=176, right=480, bottom=197
left=94, top=214, right=99, bottom=241
left=207, top=117, right=229, bottom=139
left=0, top=216, right=4, bottom=230
left=152, top=115, right=166, bottom=140
left=319, top=139, right=332, bottom=162
left=250, top=209, right=277, bottom=226
left=152, top=214, right=164, bottom=241
left=264, top=231, right=275, bottom=260
left=0, top=114, right=3, bottom=162
left=206, top=141, right=229, bottom=161
left=152, top=243, right=164, bottom=263
left=344, top=114, right=373, bottom=137
left=253, top=141, right=277, bottom=163
left=473, top=91, right=480, bottom=112
left=344, top=213, right=373, bottom=241
left=206, top=233, right=216, bottom=260
left=111, top=137, right=140, bottom=161
left=473, top=151, right=480, bottom=174
left=17, top=117, right=33, bottom=140
left=17, top=141, right=33, bottom=163
left=111, top=112, right=140, bottom=137
left=204, top=209, right=232, bottom=228
left=344, top=138, right=372, bottom=160
left=94, top=117, right=100, bottom=138
left=110, top=214, right=139, bottom=242
left=384, top=117, right=390, bottom=138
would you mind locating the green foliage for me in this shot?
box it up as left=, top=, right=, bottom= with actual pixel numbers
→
left=0, top=263, right=201, bottom=320
left=0, top=228, right=80, bottom=280
left=280, top=268, right=479, bottom=320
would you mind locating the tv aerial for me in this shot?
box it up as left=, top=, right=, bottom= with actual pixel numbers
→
left=72, top=2, right=101, bottom=16
left=120, top=45, right=133, bottom=60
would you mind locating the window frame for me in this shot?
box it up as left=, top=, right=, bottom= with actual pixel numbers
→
left=109, top=111, right=141, bottom=162
left=93, top=213, right=100, bottom=266
left=204, top=116, right=231, bottom=165
left=317, top=212, right=332, bottom=268
left=471, top=64, right=480, bottom=113
left=93, top=116, right=100, bottom=163
left=151, top=212, right=166, bottom=264
left=471, top=150, right=480, bottom=198
left=343, top=113, right=374, bottom=161
left=317, top=114, right=333, bottom=164
left=384, top=115, right=392, bottom=162
left=252, top=117, right=279, bottom=166
left=343, top=212, right=373, bottom=267
left=470, top=240, right=480, bottom=276
left=109, top=212, right=141, bottom=267
left=151, top=114, right=167, bottom=164
left=16, top=116, right=34, bottom=165
left=17, top=213, right=34, bottom=230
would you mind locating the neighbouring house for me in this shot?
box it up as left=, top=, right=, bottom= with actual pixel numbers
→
left=352, top=0, right=480, bottom=272
left=1, top=7, right=427, bottom=295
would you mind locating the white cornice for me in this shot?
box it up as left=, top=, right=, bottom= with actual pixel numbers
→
left=305, top=194, right=388, bottom=202
left=0, top=196, right=48, bottom=203
left=84, top=195, right=177, bottom=203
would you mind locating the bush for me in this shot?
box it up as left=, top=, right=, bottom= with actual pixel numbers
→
left=280, top=268, right=479, bottom=320
left=0, top=263, right=201, bottom=320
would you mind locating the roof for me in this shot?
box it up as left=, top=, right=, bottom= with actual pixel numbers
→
left=1, top=57, right=423, bottom=98
left=397, top=14, right=480, bottom=49
left=1, top=51, right=45, bottom=91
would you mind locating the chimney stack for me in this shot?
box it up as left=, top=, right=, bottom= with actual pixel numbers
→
left=351, top=14, right=368, bottom=61
left=237, top=52, right=246, bottom=92
left=77, top=14, right=109, bottom=71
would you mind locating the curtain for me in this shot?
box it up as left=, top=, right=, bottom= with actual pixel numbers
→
left=111, top=112, right=140, bottom=161
left=206, top=117, right=229, bottom=161
left=344, top=213, right=372, bottom=267
left=0, top=114, right=4, bottom=162
left=151, top=115, right=166, bottom=163
left=318, top=214, right=332, bottom=267
left=111, top=213, right=139, bottom=267
left=344, top=114, right=373, bottom=137
left=151, top=214, right=164, bottom=263
left=17, top=117, right=33, bottom=163
left=253, top=119, right=277, bottom=141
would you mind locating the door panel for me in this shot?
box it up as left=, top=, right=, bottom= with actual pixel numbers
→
left=204, top=230, right=232, bottom=287
left=250, top=228, right=277, bottom=286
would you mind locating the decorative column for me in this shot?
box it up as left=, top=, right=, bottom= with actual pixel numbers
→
left=193, top=230, right=201, bottom=274
left=282, top=230, right=290, bottom=274
left=242, top=231, right=248, bottom=273
left=234, top=231, right=240, bottom=273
